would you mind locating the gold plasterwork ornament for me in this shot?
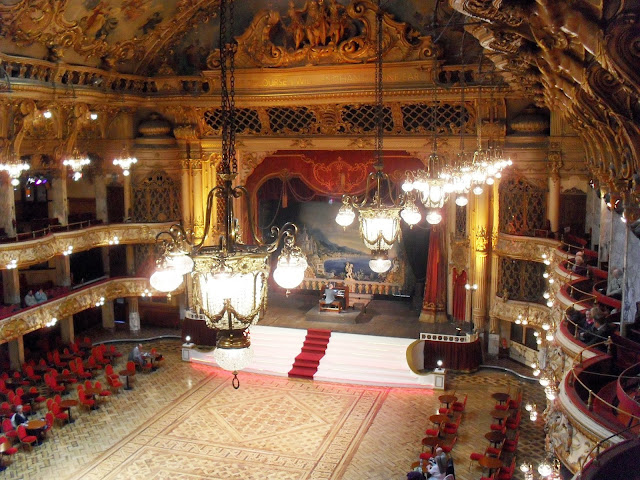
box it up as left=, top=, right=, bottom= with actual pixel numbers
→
left=0, top=222, right=173, bottom=269
left=0, top=277, right=173, bottom=343
left=205, top=0, right=440, bottom=69
left=494, top=233, right=560, bottom=262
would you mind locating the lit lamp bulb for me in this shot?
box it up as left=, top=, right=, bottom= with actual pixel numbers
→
left=185, top=335, right=191, bottom=343
left=369, top=256, right=392, bottom=273
left=546, top=300, right=554, bottom=308
left=546, top=332, right=554, bottom=341
left=400, top=202, right=421, bottom=226
left=150, top=266, right=184, bottom=292
left=543, top=272, right=549, bottom=279
left=437, top=360, right=443, bottom=368
left=515, top=315, right=522, bottom=325
left=538, top=461, right=553, bottom=477
left=273, top=250, right=308, bottom=289
left=542, top=323, right=550, bottom=330
left=425, top=209, right=442, bottom=225
left=455, top=195, right=468, bottom=206
left=473, top=185, right=483, bottom=195
left=543, top=292, right=550, bottom=299
left=335, top=203, right=355, bottom=228
left=539, top=376, right=550, bottom=387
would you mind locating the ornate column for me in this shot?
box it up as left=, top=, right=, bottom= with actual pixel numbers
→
left=547, top=149, right=563, bottom=233
left=621, top=194, right=640, bottom=336
left=55, top=255, right=72, bottom=286
left=127, top=297, right=140, bottom=333
left=2, top=269, right=20, bottom=305
left=102, top=300, right=115, bottom=331
left=123, top=172, right=132, bottom=221
left=420, top=224, right=447, bottom=323
left=95, top=171, right=111, bottom=276
left=0, top=176, right=16, bottom=237
left=8, top=336, right=24, bottom=371
left=60, top=316, right=74, bottom=345
left=191, top=158, right=204, bottom=238
left=180, top=159, right=192, bottom=228
left=471, top=189, right=491, bottom=332
left=488, top=177, right=502, bottom=341
left=48, top=170, right=68, bottom=225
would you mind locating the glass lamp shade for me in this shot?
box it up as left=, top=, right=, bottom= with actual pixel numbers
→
left=455, top=195, right=469, bottom=206
left=369, top=257, right=392, bottom=273
left=473, top=185, right=484, bottom=195
left=150, top=267, right=184, bottom=292
left=214, top=344, right=254, bottom=372
left=273, top=251, right=308, bottom=289
left=425, top=209, right=442, bottom=225
left=417, top=181, right=447, bottom=209
left=192, top=251, right=269, bottom=330
left=358, top=206, right=402, bottom=251
left=538, top=461, right=553, bottom=477
left=400, top=203, right=421, bottom=226
left=335, top=204, right=355, bottom=227
left=167, top=253, right=194, bottom=275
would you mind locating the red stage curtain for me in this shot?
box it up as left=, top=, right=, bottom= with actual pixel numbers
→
left=422, top=225, right=446, bottom=315
left=452, top=269, right=467, bottom=322
left=423, top=339, right=482, bottom=372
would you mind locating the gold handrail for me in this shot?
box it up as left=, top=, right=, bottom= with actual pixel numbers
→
left=569, top=344, right=640, bottom=424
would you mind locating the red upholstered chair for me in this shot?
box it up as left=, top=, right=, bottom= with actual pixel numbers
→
left=12, top=395, right=31, bottom=415
left=489, top=423, right=504, bottom=431
left=110, top=345, right=123, bottom=358
left=494, top=402, right=509, bottom=411
left=507, top=392, right=522, bottom=410
left=43, top=412, right=54, bottom=437
left=105, top=364, right=119, bottom=380
left=12, top=371, right=29, bottom=387
left=29, top=387, right=46, bottom=406
left=46, top=399, right=54, bottom=412
left=425, top=427, right=440, bottom=437
left=106, top=375, right=124, bottom=393
left=76, top=361, right=93, bottom=379
left=53, top=351, right=67, bottom=369
left=78, top=391, right=95, bottom=411
left=0, top=380, right=10, bottom=396
left=24, top=365, right=42, bottom=383
left=452, top=394, right=467, bottom=412
left=2, top=419, right=17, bottom=443
left=0, top=435, right=18, bottom=462
left=503, top=432, right=519, bottom=453
left=469, top=451, right=484, bottom=470
left=497, top=458, right=516, bottom=480
left=419, top=452, right=433, bottom=461
left=16, top=425, right=37, bottom=450
left=441, top=436, right=457, bottom=453
left=87, top=356, right=102, bottom=371
left=50, top=403, right=68, bottom=426
left=95, top=381, right=111, bottom=401
left=485, top=440, right=504, bottom=458
left=53, top=394, right=62, bottom=405
left=84, top=380, right=93, bottom=390
left=438, top=406, right=451, bottom=415
left=506, top=411, right=521, bottom=430
left=126, top=361, right=137, bottom=375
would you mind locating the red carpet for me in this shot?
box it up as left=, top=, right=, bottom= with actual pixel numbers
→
left=288, top=329, right=332, bottom=379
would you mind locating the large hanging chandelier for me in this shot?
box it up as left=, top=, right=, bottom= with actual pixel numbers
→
left=0, top=153, right=29, bottom=187
left=150, top=0, right=306, bottom=388
left=62, top=149, right=91, bottom=181
left=113, top=148, right=138, bottom=176
left=335, top=0, right=418, bottom=273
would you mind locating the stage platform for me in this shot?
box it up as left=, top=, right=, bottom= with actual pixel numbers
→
left=304, top=304, right=369, bottom=323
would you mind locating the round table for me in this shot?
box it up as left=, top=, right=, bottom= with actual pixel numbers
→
left=490, top=409, right=511, bottom=424
left=421, top=436, right=440, bottom=452
left=438, top=394, right=458, bottom=407
left=491, top=392, right=510, bottom=404
left=0, top=408, right=13, bottom=419
left=60, top=399, right=78, bottom=423
left=485, top=431, right=506, bottom=446
left=26, top=419, right=46, bottom=444
left=478, top=455, right=502, bottom=475
left=119, top=370, right=134, bottom=390
left=429, top=414, right=449, bottom=425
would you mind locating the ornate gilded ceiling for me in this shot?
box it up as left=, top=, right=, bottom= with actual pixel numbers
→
left=0, top=0, right=479, bottom=74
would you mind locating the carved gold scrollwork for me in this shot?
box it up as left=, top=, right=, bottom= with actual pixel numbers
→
left=208, top=0, right=440, bottom=69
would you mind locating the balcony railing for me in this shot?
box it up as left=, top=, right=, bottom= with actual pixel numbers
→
left=0, top=221, right=173, bottom=269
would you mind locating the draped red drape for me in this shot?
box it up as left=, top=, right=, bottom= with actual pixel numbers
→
left=242, top=150, right=424, bottom=243
left=452, top=268, right=467, bottom=323
left=422, top=225, right=446, bottom=318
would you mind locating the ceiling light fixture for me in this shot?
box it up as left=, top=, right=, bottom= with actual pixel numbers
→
left=150, top=0, right=307, bottom=388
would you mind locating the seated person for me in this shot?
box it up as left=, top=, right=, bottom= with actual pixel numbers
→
left=606, top=268, right=623, bottom=300
left=585, top=317, right=616, bottom=351
left=572, top=254, right=588, bottom=276
left=320, top=283, right=344, bottom=309
left=11, top=405, right=28, bottom=428
left=128, top=343, right=149, bottom=368
left=581, top=308, right=605, bottom=343
left=24, top=290, right=37, bottom=307
left=34, top=288, right=48, bottom=303
left=565, top=307, right=586, bottom=335
left=426, top=452, right=447, bottom=480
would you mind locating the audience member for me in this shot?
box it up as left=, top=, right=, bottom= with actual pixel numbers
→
left=606, top=268, right=623, bottom=299
left=585, top=317, right=616, bottom=351
left=34, top=288, right=48, bottom=303
left=128, top=343, right=148, bottom=368
left=572, top=255, right=588, bottom=276
left=427, top=454, right=447, bottom=480
left=24, top=290, right=36, bottom=307
left=406, top=471, right=425, bottom=480
left=11, top=405, right=27, bottom=428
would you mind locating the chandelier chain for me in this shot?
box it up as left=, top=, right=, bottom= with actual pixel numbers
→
left=219, top=0, right=237, bottom=175
left=374, top=0, right=383, bottom=169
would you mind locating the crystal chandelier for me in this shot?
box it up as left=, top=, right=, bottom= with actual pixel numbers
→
left=62, top=149, right=91, bottom=181
left=0, top=153, right=30, bottom=187
left=520, top=456, right=561, bottom=480
left=335, top=1, right=417, bottom=272
left=113, top=149, right=138, bottom=176
left=150, top=0, right=307, bottom=388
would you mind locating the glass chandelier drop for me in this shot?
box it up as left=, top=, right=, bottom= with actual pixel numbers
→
left=150, top=0, right=307, bottom=388
left=334, top=1, right=417, bottom=272
left=62, top=149, right=91, bottom=181
left=0, top=153, right=29, bottom=187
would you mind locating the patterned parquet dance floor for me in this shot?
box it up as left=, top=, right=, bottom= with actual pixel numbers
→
left=4, top=339, right=545, bottom=480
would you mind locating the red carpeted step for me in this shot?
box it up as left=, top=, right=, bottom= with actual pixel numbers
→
left=288, top=329, right=331, bottom=380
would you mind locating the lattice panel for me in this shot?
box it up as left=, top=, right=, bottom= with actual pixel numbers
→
left=216, top=161, right=226, bottom=227
left=267, top=107, right=316, bottom=133
left=499, top=177, right=546, bottom=236
left=203, top=108, right=262, bottom=134
left=455, top=205, right=467, bottom=238
left=497, top=257, right=546, bottom=303
left=132, top=171, right=181, bottom=223
left=401, top=103, right=472, bottom=134
left=341, top=105, right=393, bottom=133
